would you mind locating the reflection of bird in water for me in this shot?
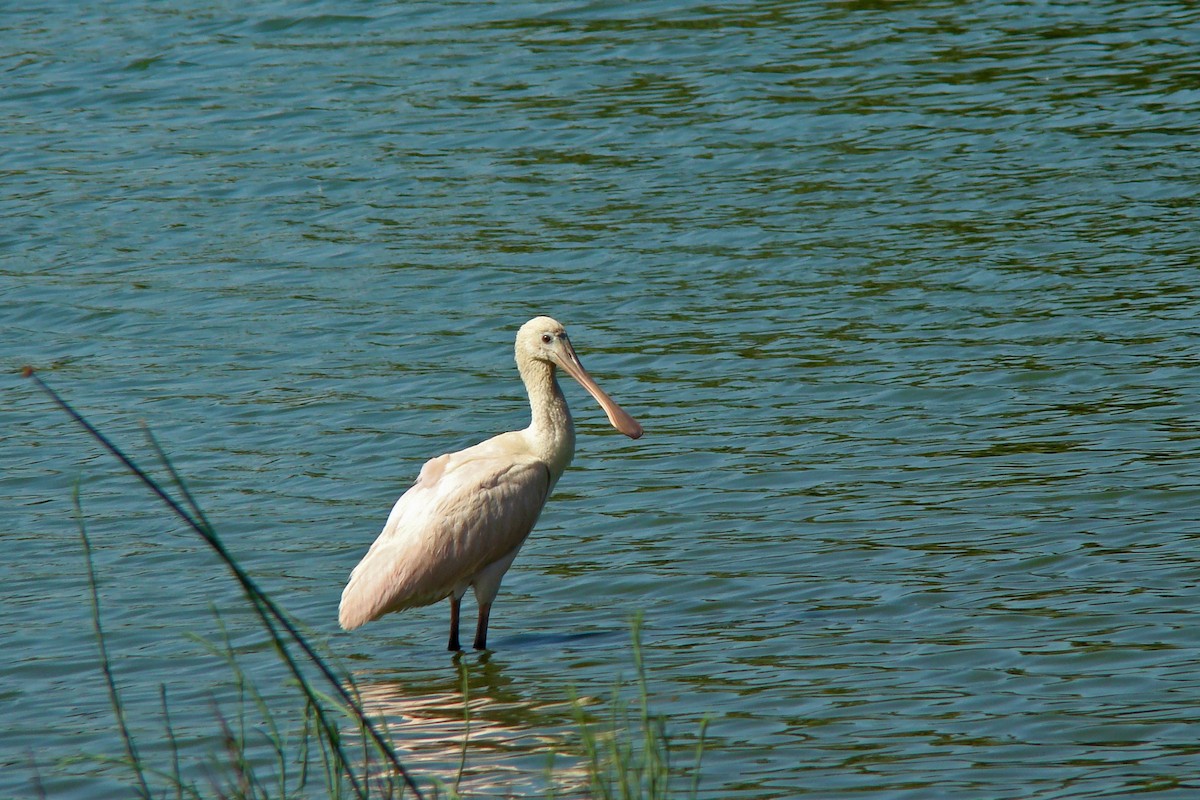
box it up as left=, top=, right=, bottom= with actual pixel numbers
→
left=349, top=656, right=591, bottom=797
left=339, top=317, right=643, bottom=650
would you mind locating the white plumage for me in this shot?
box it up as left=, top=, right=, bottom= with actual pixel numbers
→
left=338, top=317, right=642, bottom=650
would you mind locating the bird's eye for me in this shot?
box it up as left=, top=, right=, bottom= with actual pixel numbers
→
left=541, top=333, right=553, bottom=344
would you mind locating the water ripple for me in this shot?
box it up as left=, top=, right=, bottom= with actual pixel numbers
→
left=5, top=0, right=1200, bottom=797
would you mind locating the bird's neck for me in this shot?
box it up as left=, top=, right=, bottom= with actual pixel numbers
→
left=521, top=360, right=576, bottom=480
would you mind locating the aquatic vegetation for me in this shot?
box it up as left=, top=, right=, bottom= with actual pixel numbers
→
left=569, top=616, right=708, bottom=800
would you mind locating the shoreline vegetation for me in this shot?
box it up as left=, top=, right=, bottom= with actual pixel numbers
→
left=25, top=368, right=706, bottom=799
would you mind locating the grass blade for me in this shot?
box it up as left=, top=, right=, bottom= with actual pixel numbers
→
left=73, top=483, right=152, bottom=800
left=27, top=367, right=424, bottom=800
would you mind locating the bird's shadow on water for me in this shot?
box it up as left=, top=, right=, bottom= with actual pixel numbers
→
left=347, top=626, right=625, bottom=719
left=343, top=626, right=628, bottom=771
left=346, top=641, right=601, bottom=796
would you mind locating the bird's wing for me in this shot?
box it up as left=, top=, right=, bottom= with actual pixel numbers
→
left=338, top=441, right=551, bottom=630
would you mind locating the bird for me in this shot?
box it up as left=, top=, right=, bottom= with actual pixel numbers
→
left=338, top=316, right=643, bottom=650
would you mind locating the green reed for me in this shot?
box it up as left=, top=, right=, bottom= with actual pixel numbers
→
left=569, top=617, right=708, bottom=800
left=29, top=366, right=420, bottom=800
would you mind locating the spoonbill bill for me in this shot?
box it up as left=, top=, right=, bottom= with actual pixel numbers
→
left=338, top=316, right=643, bottom=650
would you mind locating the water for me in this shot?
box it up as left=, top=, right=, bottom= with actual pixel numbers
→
left=4, top=1, right=1200, bottom=797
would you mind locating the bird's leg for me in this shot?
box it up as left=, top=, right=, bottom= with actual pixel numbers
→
left=448, top=594, right=463, bottom=651
left=472, top=601, right=492, bottom=650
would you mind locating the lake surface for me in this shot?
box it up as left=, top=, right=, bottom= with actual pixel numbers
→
left=4, top=1, right=1200, bottom=797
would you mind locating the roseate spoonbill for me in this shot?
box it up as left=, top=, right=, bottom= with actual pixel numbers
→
left=338, top=316, right=643, bottom=650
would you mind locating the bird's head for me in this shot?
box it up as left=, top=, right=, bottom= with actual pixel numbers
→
left=516, top=316, right=643, bottom=439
